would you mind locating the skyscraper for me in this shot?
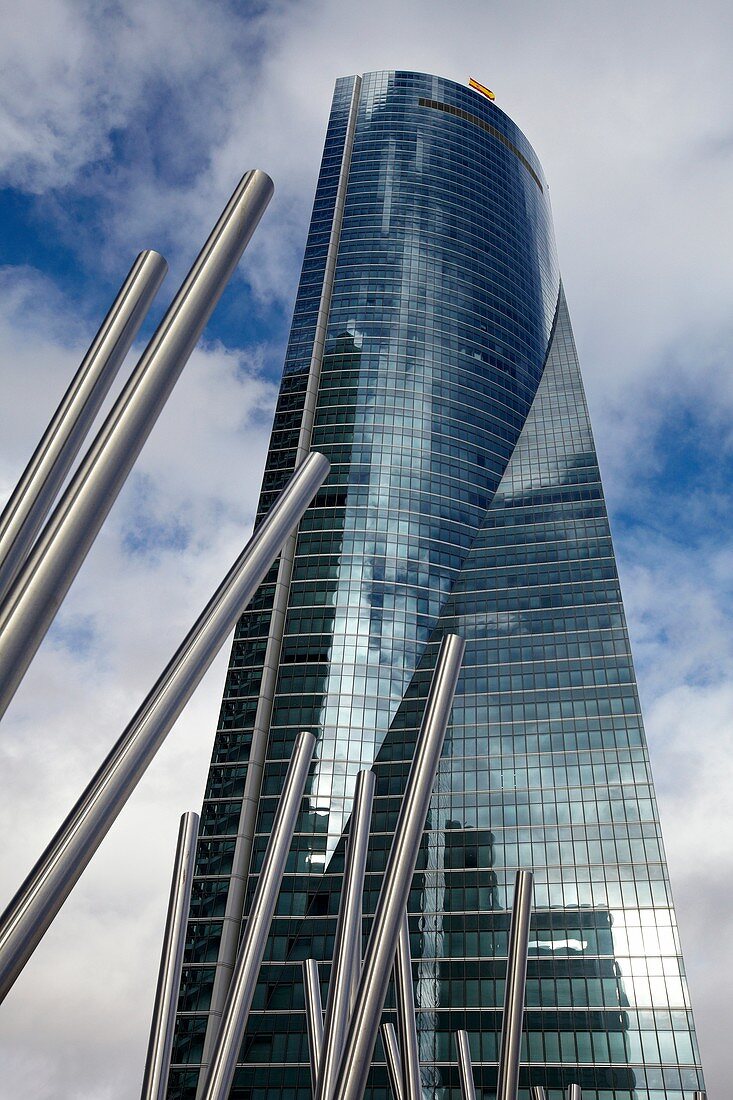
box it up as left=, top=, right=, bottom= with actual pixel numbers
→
left=167, top=71, right=705, bottom=1100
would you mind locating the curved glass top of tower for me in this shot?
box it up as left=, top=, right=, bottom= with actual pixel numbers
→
left=302, top=70, right=561, bottom=843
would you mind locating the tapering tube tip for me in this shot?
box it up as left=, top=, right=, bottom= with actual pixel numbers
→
left=297, top=729, right=317, bottom=752
left=240, top=168, right=275, bottom=203
left=136, top=249, right=169, bottom=277
left=438, top=633, right=466, bottom=684
left=456, top=1029, right=476, bottom=1100
left=303, top=450, right=331, bottom=477
left=514, top=868, right=534, bottom=904
left=355, top=767, right=376, bottom=795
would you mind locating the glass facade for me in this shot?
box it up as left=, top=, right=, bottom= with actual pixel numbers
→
left=167, top=72, right=705, bottom=1100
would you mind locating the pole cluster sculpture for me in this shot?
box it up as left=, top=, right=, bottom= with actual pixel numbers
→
left=296, top=636, right=466, bottom=1100
left=0, top=450, right=329, bottom=1002
left=151, top=633, right=464, bottom=1100
left=0, top=295, right=475, bottom=1100
left=0, top=171, right=329, bottom=1012
left=198, top=731, right=317, bottom=1100
left=0, top=165, right=470, bottom=1100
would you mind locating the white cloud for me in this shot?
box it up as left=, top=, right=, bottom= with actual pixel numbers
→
left=0, top=0, right=266, bottom=193
left=616, top=522, right=733, bottom=1097
left=644, top=681, right=733, bottom=1091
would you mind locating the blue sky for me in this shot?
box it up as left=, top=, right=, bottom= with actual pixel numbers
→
left=1, top=1, right=732, bottom=1097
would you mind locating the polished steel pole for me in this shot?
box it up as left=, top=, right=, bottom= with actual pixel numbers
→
left=566, top=1086, right=582, bottom=1100
left=495, top=870, right=534, bottom=1100
left=198, top=730, right=315, bottom=1100
left=0, top=452, right=328, bottom=1001
left=349, top=923, right=361, bottom=1015
left=394, top=911, right=422, bottom=1100
left=0, top=169, right=274, bottom=722
left=530, top=1086, right=548, bottom=1100
left=0, top=250, right=167, bottom=605
left=381, top=1022, right=405, bottom=1100
left=455, top=1030, right=476, bottom=1100
left=303, top=959, right=324, bottom=1093
left=332, top=633, right=465, bottom=1100
left=692, top=1092, right=707, bottom=1100
left=348, top=843, right=364, bottom=1017
left=316, top=768, right=375, bottom=1100
left=141, top=811, right=199, bottom=1100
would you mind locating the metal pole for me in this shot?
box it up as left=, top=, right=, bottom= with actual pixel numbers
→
left=381, top=1022, right=405, bottom=1100
left=0, top=169, right=274, bottom=722
left=453, top=1029, right=477, bottom=1100
left=195, top=84, right=363, bottom=1096
left=303, top=959, right=324, bottom=1093
left=349, top=922, right=361, bottom=1015
left=455, top=1031, right=476, bottom=1100
left=0, top=250, right=167, bottom=606
left=495, top=870, right=534, bottom=1100
left=198, top=730, right=315, bottom=1100
left=0, top=452, right=328, bottom=1001
left=530, top=1087, right=548, bottom=1100
left=141, top=811, right=199, bottom=1100
left=394, top=911, right=422, bottom=1100
left=566, top=1087, right=582, bottom=1100
left=316, top=768, right=375, bottom=1100
left=332, top=633, right=465, bottom=1100
left=693, top=1093, right=707, bottom=1100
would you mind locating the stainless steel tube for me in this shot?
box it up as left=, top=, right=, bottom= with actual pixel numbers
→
left=332, top=633, right=465, bottom=1100
left=381, top=1022, right=405, bottom=1100
left=566, top=1087, right=581, bottom=1100
left=0, top=452, right=328, bottom=1001
left=394, top=911, right=421, bottom=1100
left=196, top=84, right=364, bottom=1096
left=141, top=811, right=199, bottom=1100
left=455, top=1031, right=476, bottom=1100
left=0, top=250, right=167, bottom=606
left=693, top=1093, right=707, bottom=1100
left=303, top=959, right=324, bottom=1093
left=495, top=870, right=534, bottom=1100
left=316, top=768, right=375, bottom=1100
left=0, top=169, right=273, bottom=721
left=198, top=730, right=315, bottom=1100
left=530, top=1086, right=548, bottom=1100
left=349, top=921, right=361, bottom=1015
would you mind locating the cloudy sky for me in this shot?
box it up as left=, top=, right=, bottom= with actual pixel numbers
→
left=0, top=1, right=731, bottom=1096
